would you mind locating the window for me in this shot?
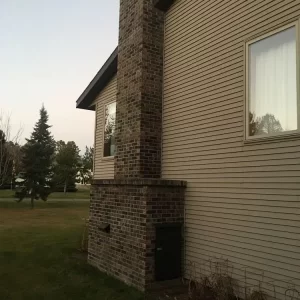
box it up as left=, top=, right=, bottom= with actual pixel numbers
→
left=246, top=23, right=299, bottom=139
left=103, top=102, right=116, bottom=157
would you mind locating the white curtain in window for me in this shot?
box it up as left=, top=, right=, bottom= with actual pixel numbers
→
left=249, top=26, right=297, bottom=135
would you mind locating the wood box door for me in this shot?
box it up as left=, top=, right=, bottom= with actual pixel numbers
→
left=155, top=224, right=182, bottom=281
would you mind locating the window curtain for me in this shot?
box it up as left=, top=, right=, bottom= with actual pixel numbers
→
left=249, top=26, right=297, bottom=136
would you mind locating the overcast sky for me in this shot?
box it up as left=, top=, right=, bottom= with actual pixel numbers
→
left=0, top=0, right=119, bottom=152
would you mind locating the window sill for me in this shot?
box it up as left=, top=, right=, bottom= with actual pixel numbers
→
left=244, top=131, right=300, bottom=145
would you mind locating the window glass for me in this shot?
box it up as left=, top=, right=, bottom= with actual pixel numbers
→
left=248, top=26, right=297, bottom=137
left=103, top=102, right=116, bottom=157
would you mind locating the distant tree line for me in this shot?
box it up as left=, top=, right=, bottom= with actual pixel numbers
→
left=0, top=106, right=93, bottom=208
left=0, top=113, right=22, bottom=189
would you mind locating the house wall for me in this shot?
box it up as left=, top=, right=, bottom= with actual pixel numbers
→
left=93, top=75, right=117, bottom=179
left=162, top=0, right=300, bottom=297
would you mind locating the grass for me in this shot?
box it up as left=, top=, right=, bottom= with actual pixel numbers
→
left=48, top=188, right=90, bottom=199
left=0, top=189, right=15, bottom=198
left=0, top=186, right=90, bottom=200
left=0, top=200, right=143, bottom=300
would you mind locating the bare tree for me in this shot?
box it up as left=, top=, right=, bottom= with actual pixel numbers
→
left=0, top=112, right=22, bottom=188
left=256, top=113, right=283, bottom=135
left=249, top=113, right=283, bottom=137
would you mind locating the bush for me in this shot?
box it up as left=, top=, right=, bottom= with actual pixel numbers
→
left=0, top=184, right=12, bottom=190
left=188, top=259, right=238, bottom=300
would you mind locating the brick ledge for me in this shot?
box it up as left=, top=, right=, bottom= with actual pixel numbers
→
left=92, top=178, right=187, bottom=187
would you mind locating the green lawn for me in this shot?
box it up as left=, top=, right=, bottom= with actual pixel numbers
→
left=0, top=189, right=15, bottom=198
left=0, top=187, right=90, bottom=200
left=0, top=200, right=143, bottom=300
left=48, top=188, right=90, bottom=199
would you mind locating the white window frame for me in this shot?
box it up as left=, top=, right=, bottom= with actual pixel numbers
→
left=245, top=20, right=300, bottom=141
left=102, top=101, right=116, bottom=159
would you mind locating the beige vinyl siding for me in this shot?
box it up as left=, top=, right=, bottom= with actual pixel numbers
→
left=93, top=75, right=117, bottom=179
left=162, top=0, right=300, bottom=297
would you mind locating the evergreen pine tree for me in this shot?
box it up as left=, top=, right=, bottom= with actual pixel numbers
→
left=21, top=106, right=55, bottom=208
left=53, top=140, right=80, bottom=193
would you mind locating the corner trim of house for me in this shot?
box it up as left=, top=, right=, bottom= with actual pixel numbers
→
left=154, top=0, right=176, bottom=12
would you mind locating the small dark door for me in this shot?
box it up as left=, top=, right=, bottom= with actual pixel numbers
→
left=155, top=224, right=182, bottom=281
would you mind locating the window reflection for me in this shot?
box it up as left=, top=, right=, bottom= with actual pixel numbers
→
left=248, top=26, right=297, bottom=137
left=103, top=102, right=116, bottom=157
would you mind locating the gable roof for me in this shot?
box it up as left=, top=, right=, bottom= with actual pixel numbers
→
left=76, top=1, right=175, bottom=111
left=76, top=47, right=118, bottom=110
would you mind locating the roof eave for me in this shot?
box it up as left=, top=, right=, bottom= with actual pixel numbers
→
left=76, top=47, right=118, bottom=111
left=154, top=0, right=176, bottom=12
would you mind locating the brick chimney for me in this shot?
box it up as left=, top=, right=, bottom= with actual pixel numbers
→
left=89, top=0, right=185, bottom=292
left=114, top=0, right=165, bottom=179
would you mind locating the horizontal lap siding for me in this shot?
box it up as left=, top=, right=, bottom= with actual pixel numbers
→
left=93, top=75, right=117, bottom=179
left=162, top=0, right=300, bottom=297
